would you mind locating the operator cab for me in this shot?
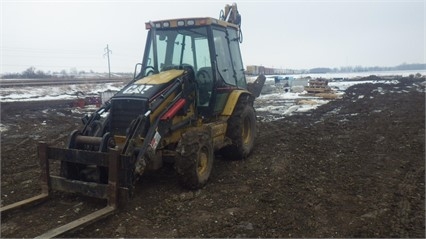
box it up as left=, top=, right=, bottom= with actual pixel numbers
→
left=139, top=18, right=246, bottom=116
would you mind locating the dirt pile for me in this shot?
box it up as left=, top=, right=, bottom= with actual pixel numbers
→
left=1, top=76, right=425, bottom=238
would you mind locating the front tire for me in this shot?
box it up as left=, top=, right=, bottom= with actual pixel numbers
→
left=175, top=127, right=214, bottom=189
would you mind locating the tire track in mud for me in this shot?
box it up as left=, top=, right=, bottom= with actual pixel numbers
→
left=395, top=165, right=425, bottom=237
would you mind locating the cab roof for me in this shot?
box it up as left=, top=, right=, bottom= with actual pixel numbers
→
left=145, top=17, right=239, bottom=30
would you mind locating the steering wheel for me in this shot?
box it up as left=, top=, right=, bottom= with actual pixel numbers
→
left=161, top=65, right=179, bottom=71
left=135, top=66, right=156, bottom=79
left=143, top=66, right=156, bottom=76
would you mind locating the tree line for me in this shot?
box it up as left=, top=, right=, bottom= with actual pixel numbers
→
left=309, top=63, right=426, bottom=74
left=1, top=67, right=94, bottom=79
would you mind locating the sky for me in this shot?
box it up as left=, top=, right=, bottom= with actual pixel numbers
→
left=1, top=0, right=425, bottom=74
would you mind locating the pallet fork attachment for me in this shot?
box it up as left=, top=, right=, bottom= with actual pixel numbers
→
left=1, top=142, right=125, bottom=238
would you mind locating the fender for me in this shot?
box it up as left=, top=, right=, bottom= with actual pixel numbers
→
left=221, top=90, right=252, bottom=116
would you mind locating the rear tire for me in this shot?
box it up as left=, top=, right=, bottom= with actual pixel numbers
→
left=220, top=96, right=256, bottom=160
left=175, top=127, right=214, bottom=189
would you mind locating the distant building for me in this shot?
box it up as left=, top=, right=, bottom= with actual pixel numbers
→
left=245, top=65, right=299, bottom=75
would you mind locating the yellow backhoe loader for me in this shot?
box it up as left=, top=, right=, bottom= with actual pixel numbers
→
left=1, top=3, right=265, bottom=237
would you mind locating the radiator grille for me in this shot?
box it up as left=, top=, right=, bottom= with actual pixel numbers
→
left=110, top=98, right=148, bottom=136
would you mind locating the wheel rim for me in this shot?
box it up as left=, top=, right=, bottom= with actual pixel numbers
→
left=242, top=116, right=252, bottom=145
left=197, top=148, right=209, bottom=176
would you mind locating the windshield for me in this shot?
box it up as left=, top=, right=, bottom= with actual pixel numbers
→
left=143, top=27, right=211, bottom=75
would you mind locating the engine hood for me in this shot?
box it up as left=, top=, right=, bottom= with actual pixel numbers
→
left=113, top=69, right=184, bottom=99
left=135, top=69, right=184, bottom=85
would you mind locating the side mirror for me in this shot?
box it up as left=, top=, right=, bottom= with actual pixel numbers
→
left=133, top=63, right=143, bottom=80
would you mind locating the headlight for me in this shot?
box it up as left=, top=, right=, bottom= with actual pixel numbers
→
left=177, top=20, right=185, bottom=26
left=187, top=19, right=195, bottom=26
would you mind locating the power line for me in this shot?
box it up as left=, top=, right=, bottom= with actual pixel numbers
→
left=1, top=45, right=142, bottom=73
left=1, top=46, right=138, bottom=58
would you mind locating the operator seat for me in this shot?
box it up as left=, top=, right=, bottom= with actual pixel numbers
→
left=196, top=67, right=213, bottom=106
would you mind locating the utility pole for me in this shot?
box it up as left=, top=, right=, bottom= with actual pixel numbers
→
left=104, top=44, right=112, bottom=78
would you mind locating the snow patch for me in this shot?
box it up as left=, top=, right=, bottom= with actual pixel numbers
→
left=256, top=91, right=329, bottom=121
left=0, top=123, right=8, bottom=133
left=0, top=82, right=126, bottom=102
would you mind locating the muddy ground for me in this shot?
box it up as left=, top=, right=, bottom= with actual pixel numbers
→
left=1, top=76, right=425, bottom=238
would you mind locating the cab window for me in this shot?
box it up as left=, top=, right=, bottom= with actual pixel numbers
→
left=212, top=29, right=236, bottom=86
left=227, top=28, right=246, bottom=88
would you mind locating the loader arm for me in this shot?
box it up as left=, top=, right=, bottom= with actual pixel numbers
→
left=122, top=67, right=197, bottom=177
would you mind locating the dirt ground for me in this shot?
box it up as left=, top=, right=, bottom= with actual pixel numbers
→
left=1, top=76, right=425, bottom=238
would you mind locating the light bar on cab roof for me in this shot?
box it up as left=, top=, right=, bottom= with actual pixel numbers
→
left=145, top=18, right=235, bottom=30
left=177, top=20, right=185, bottom=27
left=187, top=19, right=195, bottom=26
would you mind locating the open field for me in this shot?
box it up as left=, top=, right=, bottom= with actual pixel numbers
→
left=1, top=76, right=425, bottom=237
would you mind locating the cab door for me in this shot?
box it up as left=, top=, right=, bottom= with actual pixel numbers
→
left=209, top=26, right=246, bottom=115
